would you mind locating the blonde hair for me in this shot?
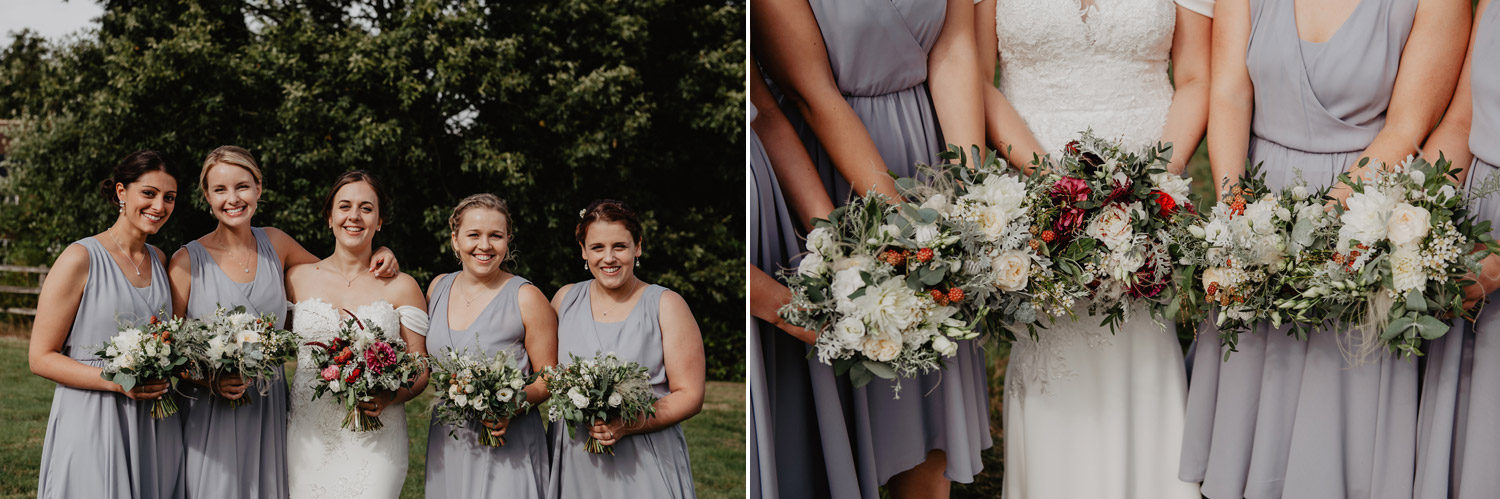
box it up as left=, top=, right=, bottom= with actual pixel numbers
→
left=199, top=145, right=264, bottom=195
left=449, top=193, right=516, bottom=268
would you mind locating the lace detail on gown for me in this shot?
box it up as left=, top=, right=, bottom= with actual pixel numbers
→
left=286, top=299, right=411, bottom=498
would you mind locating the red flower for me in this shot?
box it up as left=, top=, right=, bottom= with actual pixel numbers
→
left=1050, top=177, right=1091, bottom=204
left=1153, top=191, right=1178, bottom=216
left=947, top=288, right=964, bottom=303
left=344, top=367, right=362, bottom=383
left=334, top=347, right=353, bottom=365
left=1053, top=207, right=1086, bottom=235
left=915, top=248, right=934, bottom=263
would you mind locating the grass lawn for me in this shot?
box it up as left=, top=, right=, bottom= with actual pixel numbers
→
left=0, top=336, right=745, bottom=498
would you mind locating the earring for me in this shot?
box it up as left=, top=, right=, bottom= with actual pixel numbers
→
left=636, top=258, right=642, bottom=269
left=583, top=261, right=589, bottom=271
left=117, top=202, right=124, bottom=214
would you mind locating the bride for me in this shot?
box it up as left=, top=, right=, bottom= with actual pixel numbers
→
left=974, top=0, right=1210, bottom=496
left=284, top=170, right=429, bottom=498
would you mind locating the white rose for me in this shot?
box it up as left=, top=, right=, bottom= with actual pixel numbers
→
left=1386, top=203, right=1431, bottom=247
left=806, top=227, right=836, bottom=256
left=992, top=251, right=1031, bottom=292
left=1390, top=245, right=1427, bottom=293
left=454, top=393, right=469, bottom=407
left=1338, top=189, right=1394, bottom=250
left=608, top=392, right=623, bottom=407
left=831, top=317, right=867, bottom=350
left=860, top=332, right=903, bottom=362
left=797, top=254, right=827, bottom=278
left=1290, top=185, right=1309, bottom=201
left=930, top=335, right=958, bottom=357
left=330, top=380, right=343, bottom=393
left=976, top=204, right=1014, bottom=240
left=567, top=387, right=590, bottom=409
left=496, top=387, right=515, bottom=402
left=510, top=378, right=525, bottom=390
left=1086, top=203, right=1135, bottom=250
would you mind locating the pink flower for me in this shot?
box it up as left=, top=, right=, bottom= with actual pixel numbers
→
left=364, top=341, right=397, bottom=374
left=1050, top=177, right=1091, bottom=204
left=320, top=365, right=340, bottom=381
left=1053, top=207, right=1086, bottom=236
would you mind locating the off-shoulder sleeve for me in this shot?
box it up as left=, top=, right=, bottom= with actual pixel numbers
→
left=395, top=305, right=430, bottom=336
left=1175, top=0, right=1214, bottom=18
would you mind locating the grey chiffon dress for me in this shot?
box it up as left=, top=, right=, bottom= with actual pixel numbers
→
left=1413, top=5, right=1500, bottom=498
left=1179, top=0, right=1421, bottom=497
left=546, top=282, right=695, bottom=499
left=424, top=273, right=549, bottom=499
left=780, top=0, right=991, bottom=486
left=37, top=237, right=185, bottom=498
left=180, top=227, right=289, bottom=499
left=748, top=101, right=866, bottom=499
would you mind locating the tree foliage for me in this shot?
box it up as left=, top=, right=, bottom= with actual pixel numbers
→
left=0, top=0, right=746, bottom=380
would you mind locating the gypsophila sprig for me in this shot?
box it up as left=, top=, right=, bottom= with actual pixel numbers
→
left=179, top=305, right=299, bottom=407
left=429, top=347, right=535, bottom=447
left=302, top=313, right=423, bottom=431
left=96, top=313, right=199, bottom=418
left=543, top=352, right=657, bottom=455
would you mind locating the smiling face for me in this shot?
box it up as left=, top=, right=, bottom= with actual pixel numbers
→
left=580, top=220, right=641, bottom=289
left=202, top=163, right=261, bottom=228
left=326, top=180, right=382, bottom=251
left=451, top=207, right=511, bottom=280
left=114, top=170, right=177, bottom=235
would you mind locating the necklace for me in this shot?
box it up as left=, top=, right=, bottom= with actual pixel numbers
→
left=593, top=280, right=640, bottom=318
left=105, top=230, right=144, bottom=276
left=325, top=264, right=362, bottom=287
left=216, top=234, right=253, bottom=274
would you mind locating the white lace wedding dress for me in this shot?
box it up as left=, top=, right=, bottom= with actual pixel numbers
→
left=993, top=0, right=1202, bottom=496
left=285, top=299, right=424, bottom=498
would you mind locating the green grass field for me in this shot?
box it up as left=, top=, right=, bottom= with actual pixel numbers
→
left=0, top=336, right=745, bottom=498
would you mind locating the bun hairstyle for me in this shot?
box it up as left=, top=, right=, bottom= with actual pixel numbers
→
left=449, top=193, right=516, bottom=267
left=575, top=199, right=641, bottom=244
left=98, top=150, right=174, bottom=206
left=199, top=145, right=264, bottom=195
left=320, top=170, right=386, bottom=222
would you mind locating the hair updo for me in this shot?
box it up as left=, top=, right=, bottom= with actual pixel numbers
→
left=98, top=150, right=175, bottom=206
left=198, top=145, right=264, bottom=195
left=449, top=193, right=516, bottom=267
left=575, top=199, right=641, bottom=244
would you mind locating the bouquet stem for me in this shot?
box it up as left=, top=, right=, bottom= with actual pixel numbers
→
left=342, top=407, right=384, bottom=431
left=150, top=395, right=179, bottom=419
left=584, top=437, right=615, bottom=455
left=227, top=396, right=252, bottom=408
left=477, top=428, right=506, bottom=448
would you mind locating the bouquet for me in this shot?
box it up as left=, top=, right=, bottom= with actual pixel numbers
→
left=303, top=314, right=423, bottom=431
left=1026, top=132, right=1198, bottom=330
left=181, top=306, right=299, bottom=407
left=1176, top=163, right=1337, bottom=356
left=543, top=352, right=657, bottom=455
left=429, top=348, right=534, bottom=447
left=1283, top=156, right=1498, bottom=358
left=96, top=314, right=198, bottom=418
left=778, top=190, right=982, bottom=394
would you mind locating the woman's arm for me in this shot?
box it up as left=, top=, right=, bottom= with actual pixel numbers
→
left=361, top=274, right=430, bottom=415
left=750, top=0, right=901, bottom=200
left=973, top=0, right=1049, bottom=172
left=1423, top=0, right=1484, bottom=183
left=1329, top=0, right=1469, bottom=202
left=750, top=266, right=817, bottom=344
left=750, top=61, right=836, bottom=230
left=1161, top=6, right=1213, bottom=175
left=1207, top=0, right=1255, bottom=197
left=168, top=248, right=192, bottom=318
left=594, top=290, right=704, bottom=444
left=928, top=0, right=988, bottom=155
left=519, top=283, right=559, bottom=405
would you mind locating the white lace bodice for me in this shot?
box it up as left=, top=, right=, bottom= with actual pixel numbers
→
left=994, top=0, right=1176, bottom=153
left=285, top=299, right=412, bottom=499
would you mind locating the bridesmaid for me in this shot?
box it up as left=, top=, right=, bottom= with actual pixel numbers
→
left=752, top=0, right=990, bottom=496
left=167, top=146, right=399, bottom=499
left=1414, top=1, right=1500, bottom=496
left=424, top=194, right=557, bottom=498
left=29, top=151, right=185, bottom=498
left=747, top=59, right=851, bottom=499
left=546, top=200, right=703, bottom=499
left=1180, top=0, right=1467, bottom=495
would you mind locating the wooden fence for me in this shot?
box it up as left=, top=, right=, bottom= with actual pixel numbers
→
left=0, top=264, right=47, bottom=316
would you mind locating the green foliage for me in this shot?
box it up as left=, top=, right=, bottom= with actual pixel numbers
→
left=0, top=0, right=745, bottom=380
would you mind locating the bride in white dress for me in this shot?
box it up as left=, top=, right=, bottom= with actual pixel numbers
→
left=284, top=171, right=430, bottom=498
left=974, top=0, right=1211, bottom=496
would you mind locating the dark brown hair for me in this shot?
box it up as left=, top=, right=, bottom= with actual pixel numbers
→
left=320, top=170, right=386, bottom=222
left=98, top=150, right=175, bottom=205
left=575, top=199, right=641, bottom=244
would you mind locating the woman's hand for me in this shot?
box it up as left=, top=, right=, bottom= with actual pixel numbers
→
left=357, top=390, right=396, bottom=417
left=212, top=373, right=247, bottom=401
left=370, top=246, right=400, bottom=278
left=121, top=378, right=170, bottom=401
left=589, top=417, right=640, bottom=447
left=481, top=417, right=512, bottom=439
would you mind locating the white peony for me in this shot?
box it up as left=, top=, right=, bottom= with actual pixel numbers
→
left=806, top=227, right=836, bottom=256
left=796, top=254, right=828, bottom=278
left=567, top=387, right=590, bottom=409
left=854, top=278, right=923, bottom=334
left=992, top=251, right=1031, bottom=291
left=830, top=267, right=866, bottom=310
left=860, top=332, right=903, bottom=362
left=1338, top=189, right=1395, bottom=250
left=1390, top=245, right=1427, bottom=293
left=930, top=335, right=958, bottom=357
left=1087, top=203, right=1136, bottom=250
left=608, top=392, right=623, bottom=407
left=830, top=317, right=867, bottom=350
left=1386, top=203, right=1431, bottom=247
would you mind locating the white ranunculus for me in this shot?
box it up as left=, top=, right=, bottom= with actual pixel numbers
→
left=496, top=388, right=514, bottom=402
left=860, top=332, right=903, bottom=362
left=567, top=387, right=590, bottom=409
left=1386, top=203, right=1431, bottom=247
left=831, top=317, right=867, bottom=350
left=1390, top=245, right=1427, bottom=292
left=806, top=227, right=836, bottom=256
left=992, top=251, right=1031, bottom=291
left=1338, top=189, right=1395, bottom=250
left=797, top=254, right=828, bottom=278
left=608, top=392, right=623, bottom=407
left=830, top=267, right=866, bottom=309
left=1087, top=203, right=1135, bottom=250
left=930, top=335, right=957, bottom=357
left=1151, top=172, right=1192, bottom=205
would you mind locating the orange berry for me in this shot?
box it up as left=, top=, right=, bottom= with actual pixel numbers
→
left=947, top=288, right=965, bottom=303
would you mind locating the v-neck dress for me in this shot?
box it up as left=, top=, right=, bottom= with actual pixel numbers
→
left=424, top=273, right=548, bottom=498
left=180, top=227, right=289, bottom=499
left=37, top=237, right=185, bottom=498
left=1179, top=0, right=1421, bottom=497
